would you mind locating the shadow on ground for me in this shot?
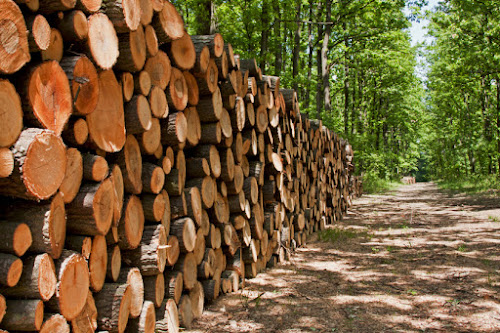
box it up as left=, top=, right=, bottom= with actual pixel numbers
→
left=187, top=183, right=500, bottom=333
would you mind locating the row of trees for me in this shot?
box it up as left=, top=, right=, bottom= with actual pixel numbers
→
left=424, top=0, right=500, bottom=180
left=173, top=0, right=427, bottom=179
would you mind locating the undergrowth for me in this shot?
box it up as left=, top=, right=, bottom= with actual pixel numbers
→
left=318, top=228, right=361, bottom=243
left=437, top=174, right=500, bottom=195
left=362, top=174, right=400, bottom=194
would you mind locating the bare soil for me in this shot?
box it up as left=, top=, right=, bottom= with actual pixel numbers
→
left=187, top=183, right=500, bottom=332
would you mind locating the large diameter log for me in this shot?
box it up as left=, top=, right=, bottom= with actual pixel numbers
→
left=122, top=224, right=167, bottom=275
left=170, top=217, right=196, bottom=253
left=118, top=195, right=145, bottom=250
left=126, top=300, right=155, bottom=333
left=21, top=61, right=69, bottom=135
left=155, top=298, right=179, bottom=333
left=60, top=56, right=99, bottom=116
left=144, top=50, right=171, bottom=90
left=152, top=1, right=184, bottom=43
left=0, top=299, right=44, bottom=331
left=116, top=25, right=147, bottom=72
left=0, top=129, right=66, bottom=200
left=86, top=70, right=126, bottom=152
left=0, top=193, right=66, bottom=258
left=166, top=32, right=196, bottom=70
left=0, top=254, right=22, bottom=287
left=51, top=250, right=90, bottom=321
left=95, top=283, right=131, bottom=333
left=71, top=290, right=98, bottom=333
left=111, top=134, right=143, bottom=194
left=117, top=267, right=143, bottom=318
left=0, top=80, right=23, bottom=148
left=66, top=179, right=114, bottom=236
left=0, top=0, right=30, bottom=74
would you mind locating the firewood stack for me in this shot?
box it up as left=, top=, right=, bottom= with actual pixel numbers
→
left=0, top=0, right=357, bottom=331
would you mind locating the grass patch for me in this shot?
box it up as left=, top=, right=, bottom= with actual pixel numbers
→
left=362, top=175, right=400, bottom=194
left=318, top=228, right=360, bottom=243
left=437, top=174, right=500, bottom=195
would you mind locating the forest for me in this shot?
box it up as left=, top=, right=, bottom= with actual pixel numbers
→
left=173, top=0, right=500, bottom=188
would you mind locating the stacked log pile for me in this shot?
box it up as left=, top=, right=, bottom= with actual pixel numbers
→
left=0, top=0, right=357, bottom=331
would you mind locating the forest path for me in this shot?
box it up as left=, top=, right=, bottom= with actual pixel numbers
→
left=188, top=183, right=500, bottom=332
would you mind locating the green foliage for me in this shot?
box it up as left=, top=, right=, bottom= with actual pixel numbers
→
left=437, top=174, right=500, bottom=195
left=362, top=173, right=400, bottom=194
left=318, top=228, right=359, bottom=243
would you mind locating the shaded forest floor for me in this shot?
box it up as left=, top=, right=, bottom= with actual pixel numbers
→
left=187, top=183, right=500, bottom=332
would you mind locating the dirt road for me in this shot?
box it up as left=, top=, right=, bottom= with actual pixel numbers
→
left=187, top=183, right=500, bottom=332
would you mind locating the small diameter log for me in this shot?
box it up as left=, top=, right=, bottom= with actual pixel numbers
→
left=82, top=152, right=109, bottom=182
left=155, top=298, right=179, bottom=333
left=149, top=86, right=168, bottom=118
left=58, top=10, right=88, bottom=41
left=0, top=80, right=22, bottom=149
left=198, top=248, right=215, bottom=278
left=142, top=192, right=165, bottom=222
left=0, top=148, right=14, bottom=178
left=184, top=107, right=201, bottom=146
left=40, top=313, right=70, bottom=333
left=164, top=271, right=183, bottom=304
left=126, top=300, right=155, bottom=333
left=134, top=69, right=152, bottom=96
left=174, top=253, right=197, bottom=290
left=71, top=290, right=98, bottom=333
left=193, top=228, right=206, bottom=265
left=0, top=254, right=22, bottom=287
left=186, top=158, right=210, bottom=178
left=220, top=148, right=235, bottom=182
left=0, top=193, right=66, bottom=258
left=183, top=71, right=199, bottom=106
left=161, top=111, right=187, bottom=146
left=117, top=267, right=143, bottom=318
left=62, top=118, right=89, bottom=147
left=26, top=14, right=51, bottom=52
left=201, top=278, right=220, bottom=301
left=102, top=0, right=140, bottom=33
left=221, top=223, right=240, bottom=256
left=59, top=148, right=83, bottom=204
left=115, top=25, right=147, bottom=73
left=86, top=69, right=126, bottom=152
left=0, top=0, right=30, bottom=74
left=183, top=186, right=203, bottom=226
left=51, top=250, right=90, bottom=321
left=189, top=280, right=204, bottom=318
left=0, top=129, right=66, bottom=200
left=118, top=195, right=145, bottom=250
left=122, top=224, right=167, bottom=276
left=197, top=86, right=222, bottom=122
left=139, top=118, right=161, bottom=156
left=111, top=134, right=143, bottom=194
left=167, top=32, right=196, bottom=70
left=94, top=283, right=131, bottom=333
left=143, top=274, right=164, bottom=307
left=192, top=145, right=221, bottom=178
left=107, top=244, right=121, bottom=282
left=41, top=28, right=63, bottom=61
left=0, top=222, right=32, bottom=256
left=166, top=68, right=188, bottom=111
left=152, top=1, right=184, bottom=43
left=161, top=190, right=171, bottom=232
left=144, top=50, right=171, bottom=90
left=142, top=162, right=165, bottom=194
left=170, top=217, right=196, bottom=253
left=166, top=235, right=180, bottom=267
left=186, top=176, right=214, bottom=210
left=65, top=235, right=92, bottom=259
left=121, top=72, right=134, bottom=102
left=110, top=164, right=124, bottom=225
left=206, top=223, right=221, bottom=249
left=178, top=294, right=193, bottom=329
left=0, top=299, right=44, bottom=331
left=191, top=34, right=224, bottom=58
left=125, top=94, right=152, bottom=135
left=88, top=235, right=108, bottom=292
left=145, top=25, right=159, bottom=57
left=66, top=179, right=114, bottom=236
left=195, top=58, right=218, bottom=96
